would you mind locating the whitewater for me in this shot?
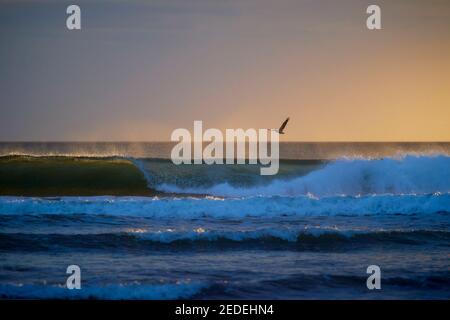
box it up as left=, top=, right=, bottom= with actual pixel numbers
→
left=155, top=155, right=450, bottom=197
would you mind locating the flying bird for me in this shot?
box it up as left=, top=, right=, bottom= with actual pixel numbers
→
left=271, top=117, right=290, bottom=134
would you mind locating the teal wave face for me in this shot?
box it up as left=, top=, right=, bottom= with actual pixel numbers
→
left=0, top=155, right=152, bottom=196
left=137, top=158, right=325, bottom=189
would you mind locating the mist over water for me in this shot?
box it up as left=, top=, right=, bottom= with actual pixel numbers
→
left=1, top=142, right=449, bottom=159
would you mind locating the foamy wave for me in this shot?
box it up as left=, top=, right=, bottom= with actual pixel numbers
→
left=157, top=156, right=450, bottom=197
left=136, top=227, right=303, bottom=242
left=3, top=229, right=447, bottom=251
left=132, top=228, right=449, bottom=243
left=0, top=282, right=206, bottom=299
left=0, top=193, right=448, bottom=218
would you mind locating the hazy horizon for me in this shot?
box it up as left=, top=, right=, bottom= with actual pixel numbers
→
left=1, top=140, right=450, bottom=143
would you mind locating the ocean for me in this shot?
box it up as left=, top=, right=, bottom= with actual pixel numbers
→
left=0, top=142, right=449, bottom=299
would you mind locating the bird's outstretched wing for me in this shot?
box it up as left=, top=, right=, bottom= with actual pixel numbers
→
left=279, top=117, right=290, bottom=133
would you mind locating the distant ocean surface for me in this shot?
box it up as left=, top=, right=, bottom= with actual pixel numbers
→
left=0, top=142, right=449, bottom=299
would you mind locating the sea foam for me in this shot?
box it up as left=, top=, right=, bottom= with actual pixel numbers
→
left=0, top=193, right=448, bottom=218
left=156, top=155, right=450, bottom=197
left=0, top=282, right=206, bottom=299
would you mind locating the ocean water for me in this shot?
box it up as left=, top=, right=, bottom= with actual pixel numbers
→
left=0, top=142, right=449, bottom=299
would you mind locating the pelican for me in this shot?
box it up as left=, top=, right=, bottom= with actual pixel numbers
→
left=271, top=117, right=290, bottom=134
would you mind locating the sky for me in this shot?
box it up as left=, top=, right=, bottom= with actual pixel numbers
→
left=0, top=0, right=449, bottom=141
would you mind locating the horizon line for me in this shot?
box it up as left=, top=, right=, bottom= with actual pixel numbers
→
left=1, top=140, right=450, bottom=144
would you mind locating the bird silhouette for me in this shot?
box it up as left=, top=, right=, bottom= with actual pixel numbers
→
left=271, top=117, right=290, bottom=134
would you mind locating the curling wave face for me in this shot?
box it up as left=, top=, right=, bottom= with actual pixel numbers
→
left=1, top=154, right=450, bottom=198
left=0, top=155, right=151, bottom=196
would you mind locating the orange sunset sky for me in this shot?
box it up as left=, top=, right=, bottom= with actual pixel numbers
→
left=0, top=0, right=449, bottom=141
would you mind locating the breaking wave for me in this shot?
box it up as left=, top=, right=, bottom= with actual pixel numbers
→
left=1, top=154, right=449, bottom=198
left=0, top=193, right=449, bottom=218
left=0, top=282, right=206, bottom=299
left=1, top=229, right=448, bottom=252
left=156, top=155, right=450, bottom=197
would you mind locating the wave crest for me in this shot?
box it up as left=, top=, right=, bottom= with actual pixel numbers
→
left=0, top=282, right=206, bottom=299
left=0, top=193, right=449, bottom=218
left=157, top=156, right=450, bottom=197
